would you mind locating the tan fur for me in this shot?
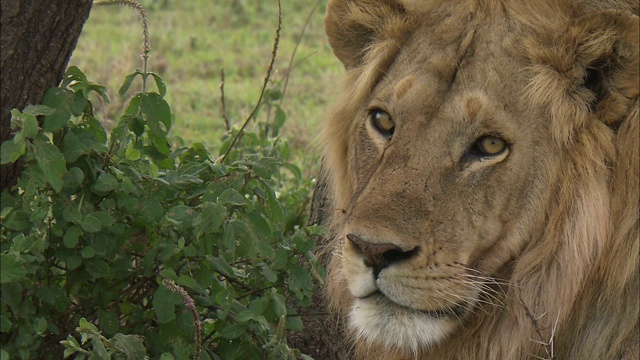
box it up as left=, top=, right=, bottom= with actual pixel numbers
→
left=320, top=0, right=639, bottom=359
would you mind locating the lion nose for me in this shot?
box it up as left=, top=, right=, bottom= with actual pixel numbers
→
left=346, top=234, right=419, bottom=276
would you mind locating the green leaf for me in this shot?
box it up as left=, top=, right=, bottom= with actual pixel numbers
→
left=0, top=139, right=25, bottom=164
left=294, top=234, right=315, bottom=254
left=248, top=213, right=274, bottom=258
left=79, top=317, right=99, bottom=332
left=97, top=309, right=120, bottom=335
left=66, top=254, right=82, bottom=271
left=81, top=215, right=102, bottom=233
left=62, top=167, right=85, bottom=194
left=33, top=317, right=47, bottom=335
left=159, top=268, right=178, bottom=280
left=139, top=197, right=165, bottom=222
left=89, top=83, right=110, bottom=104
left=176, top=275, right=201, bottom=292
left=270, top=292, right=287, bottom=318
left=22, top=104, right=56, bottom=117
left=63, top=226, right=83, bottom=248
left=118, top=69, right=143, bottom=97
left=150, top=72, right=167, bottom=97
left=274, top=106, right=286, bottom=128
left=0, top=254, right=26, bottom=283
left=62, top=66, right=88, bottom=89
left=0, top=315, right=11, bottom=333
left=62, top=206, right=82, bottom=224
left=140, top=92, right=172, bottom=137
left=236, top=310, right=254, bottom=323
left=195, top=202, right=226, bottom=236
left=218, top=188, right=246, bottom=206
left=209, top=256, right=234, bottom=278
left=268, top=89, right=282, bottom=101
left=125, top=142, right=141, bottom=161
left=87, top=116, right=107, bottom=144
left=70, top=91, right=88, bottom=116
left=41, top=87, right=74, bottom=132
left=166, top=205, right=196, bottom=223
left=261, top=264, right=277, bottom=283
left=263, top=186, right=284, bottom=225
left=62, top=130, right=89, bottom=163
left=113, top=333, right=146, bottom=358
left=153, top=287, right=181, bottom=324
left=250, top=157, right=278, bottom=179
left=289, top=263, right=313, bottom=296
left=91, top=336, right=110, bottom=360
left=2, top=209, right=30, bottom=231
left=1, top=282, right=22, bottom=309
left=85, top=258, right=110, bottom=279
left=249, top=298, right=264, bottom=315
left=20, top=113, right=40, bottom=139
left=33, top=138, right=66, bottom=193
left=95, top=211, right=115, bottom=228
left=80, top=246, right=95, bottom=259
left=286, top=315, right=304, bottom=331
left=219, top=324, right=245, bottom=340
left=92, top=172, right=119, bottom=193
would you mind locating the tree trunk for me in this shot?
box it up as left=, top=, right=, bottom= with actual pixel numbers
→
left=0, top=0, right=93, bottom=192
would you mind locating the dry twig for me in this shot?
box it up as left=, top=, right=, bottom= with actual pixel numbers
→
left=219, top=0, right=282, bottom=163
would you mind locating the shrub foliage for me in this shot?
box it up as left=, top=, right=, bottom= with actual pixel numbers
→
left=0, top=64, right=322, bottom=359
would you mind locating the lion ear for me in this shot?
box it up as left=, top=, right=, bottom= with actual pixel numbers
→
left=572, top=10, right=639, bottom=130
left=324, top=0, right=411, bottom=68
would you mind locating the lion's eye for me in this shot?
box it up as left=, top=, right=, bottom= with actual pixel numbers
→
left=370, top=110, right=395, bottom=137
left=474, top=136, right=507, bottom=156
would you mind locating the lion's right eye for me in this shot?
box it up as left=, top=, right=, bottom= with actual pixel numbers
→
left=370, top=110, right=395, bottom=138
left=473, top=135, right=507, bottom=156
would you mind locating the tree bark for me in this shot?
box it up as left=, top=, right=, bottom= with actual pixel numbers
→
left=0, top=0, right=93, bottom=192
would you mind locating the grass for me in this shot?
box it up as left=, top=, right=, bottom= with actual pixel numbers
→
left=69, top=0, right=342, bottom=158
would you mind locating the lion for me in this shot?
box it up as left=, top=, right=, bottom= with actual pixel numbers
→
left=316, top=0, right=639, bottom=359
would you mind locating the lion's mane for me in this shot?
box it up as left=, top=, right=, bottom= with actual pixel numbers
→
left=318, top=0, right=639, bottom=359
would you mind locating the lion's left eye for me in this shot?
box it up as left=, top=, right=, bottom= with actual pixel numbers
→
left=473, top=136, right=507, bottom=156
left=370, top=110, right=395, bottom=138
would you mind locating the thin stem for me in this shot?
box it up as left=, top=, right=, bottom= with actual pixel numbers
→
left=163, top=279, right=202, bottom=360
left=279, top=0, right=321, bottom=106
left=220, top=69, right=230, bottom=131
left=94, top=0, right=150, bottom=92
left=219, top=0, right=281, bottom=163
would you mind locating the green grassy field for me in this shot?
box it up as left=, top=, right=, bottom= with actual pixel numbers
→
left=69, top=0, right=342, bottom=158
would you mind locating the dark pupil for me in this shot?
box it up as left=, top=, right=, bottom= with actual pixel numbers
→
left=374, top=111, right=394, bottom=134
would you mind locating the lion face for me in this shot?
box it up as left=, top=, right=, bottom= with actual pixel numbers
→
left=335, top=18, right=552, bottom=351
left=321, top=0, right=638, bottom=358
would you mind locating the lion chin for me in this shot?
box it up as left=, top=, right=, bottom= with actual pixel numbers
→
left=319, top=0, right=639, bottom=359
left=350, top=298, right=451, bottom=354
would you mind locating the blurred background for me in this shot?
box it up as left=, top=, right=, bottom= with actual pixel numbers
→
left=70, top=0, right=342, bottom=165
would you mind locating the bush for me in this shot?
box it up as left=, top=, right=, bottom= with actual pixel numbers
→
left=0, top=63, right=322, bottom=359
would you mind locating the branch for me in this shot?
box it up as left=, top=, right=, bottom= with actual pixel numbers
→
left=219, top=69, right=230, bottom=131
